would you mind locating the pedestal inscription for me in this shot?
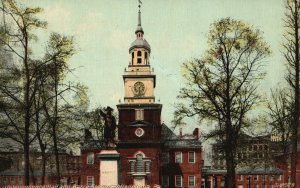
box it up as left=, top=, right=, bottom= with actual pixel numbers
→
left=97, top=150, right=120, bottom=186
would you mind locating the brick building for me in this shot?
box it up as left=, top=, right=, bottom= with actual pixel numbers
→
left=204, top=134, right=285, bottom=188
left=2, top=3, right=300, bottom=188
left=0, top=143, right=81, bottom=187
left=79, top=5, right=203, bottom=187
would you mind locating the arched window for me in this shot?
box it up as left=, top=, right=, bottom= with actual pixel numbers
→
left=128, top=153, right=151, bottom=174
left=137, top=51, right=142, bottom=64
left=136, top=154, right=144, bottom=172
left=131, top=52, right=134, bottom=64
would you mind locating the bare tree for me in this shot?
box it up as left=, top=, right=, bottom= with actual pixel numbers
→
left=0, top=0, right=46, bottom=184
left=0, top=1, right=88, bottom=185
left=282, top=0, right=300, bottom=184
left=39, top=33, right=87, bottom=185
left=174, top=18, right=270, bottom=187
left=80, top=107, right=105, bottom=141
left=267, top=88, right=292, bottom=156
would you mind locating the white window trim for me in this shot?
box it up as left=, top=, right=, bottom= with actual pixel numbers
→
left=87, top=176, right=94, bottom=188
left=135, top=109, right=144, bottom=120
left=175, top=175, right=182, bottom=187
left=239, top=175, right=243, bottom=181
left=175, top=152, right=182, bottom=163
left=87, top=153, right=94, bottom=164
left=188, top=151, right=196, bottom=163
left=188, top=175, right=196, bottom=187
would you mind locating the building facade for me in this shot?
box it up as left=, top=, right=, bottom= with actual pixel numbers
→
left=0, top=148, right=81, bottom=187
left=80, top=5, right=203, bottom=187
left=204, top=134, right=285, bottom=188
left=2, top=4, right=299, bottom=188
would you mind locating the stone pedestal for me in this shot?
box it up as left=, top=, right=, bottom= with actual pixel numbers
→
left=133, top=175, right=145, bottom=186
left=97, top=150, right=120, bottom=186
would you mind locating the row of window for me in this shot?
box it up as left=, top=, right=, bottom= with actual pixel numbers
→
left=131, top=51, right=148, bottom=64
left=163, top=175, right=196, bottom=188
left=86, top=175, right=197, bottom=188
left=0, top=176, right=23, bottom=185
left=87, top=151, right=197, bottom=165
left=238, top=175, right=282, bottom=181
left=132, top=51, right=148, bottom=58
left=174, top=151, right=196, bottom=163
left=238, top=184, right=280, bottom=188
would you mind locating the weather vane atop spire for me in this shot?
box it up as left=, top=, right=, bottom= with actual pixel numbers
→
left=138, top=0, right=142, bottom=11
left=135, top=0, right=144, bottom=34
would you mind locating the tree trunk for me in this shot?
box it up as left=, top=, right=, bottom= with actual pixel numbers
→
left=41, top=147, right=46, bottom=185
left=53, top=61, right=61, bottom=185
left=24, top=30, right=31, bottom=186
left=225, top=136, right=237, bottom=188
left=53, top=125, right=60, bottom=185
left=23, top=134, right=30, bottom=185
left=291, top=0, right=299, bottom=185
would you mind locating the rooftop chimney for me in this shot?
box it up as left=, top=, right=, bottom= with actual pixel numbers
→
left=193, top=128, right=199, bottom=139
left=179, top=128, right=183, bottom=138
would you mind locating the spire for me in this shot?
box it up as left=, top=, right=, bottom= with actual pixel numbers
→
left=138, top=5, right=141, bottom=26
left=135, top=4, right=144, bottom=34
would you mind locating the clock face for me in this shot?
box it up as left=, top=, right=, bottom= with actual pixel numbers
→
left=133, top=82, right=146, bottom=96
left=135, top=128, right=144, bottom=137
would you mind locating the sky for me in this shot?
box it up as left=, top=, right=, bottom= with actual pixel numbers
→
left=22, top=0, right=286, bottom=135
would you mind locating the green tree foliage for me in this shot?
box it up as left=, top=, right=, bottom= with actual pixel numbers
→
left=0, top=0, right=46, bottom=184
left=0, top=0, right=89, bottom=185
left=175, top=18, right=270, bottom=188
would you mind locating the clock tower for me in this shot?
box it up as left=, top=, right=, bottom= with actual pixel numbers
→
left=123, top=5, right=155, bottom=104
left=117, top=4, right=162, bottom=187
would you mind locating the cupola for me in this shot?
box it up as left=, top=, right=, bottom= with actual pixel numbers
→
left=129, top=5, right=151, bottom=66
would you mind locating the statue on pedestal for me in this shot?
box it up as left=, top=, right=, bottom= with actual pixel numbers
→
left=100, top=106, right=116, bottom=147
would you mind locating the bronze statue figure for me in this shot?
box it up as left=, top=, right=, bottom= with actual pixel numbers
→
left=100, top=106, right=116, bottom=146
